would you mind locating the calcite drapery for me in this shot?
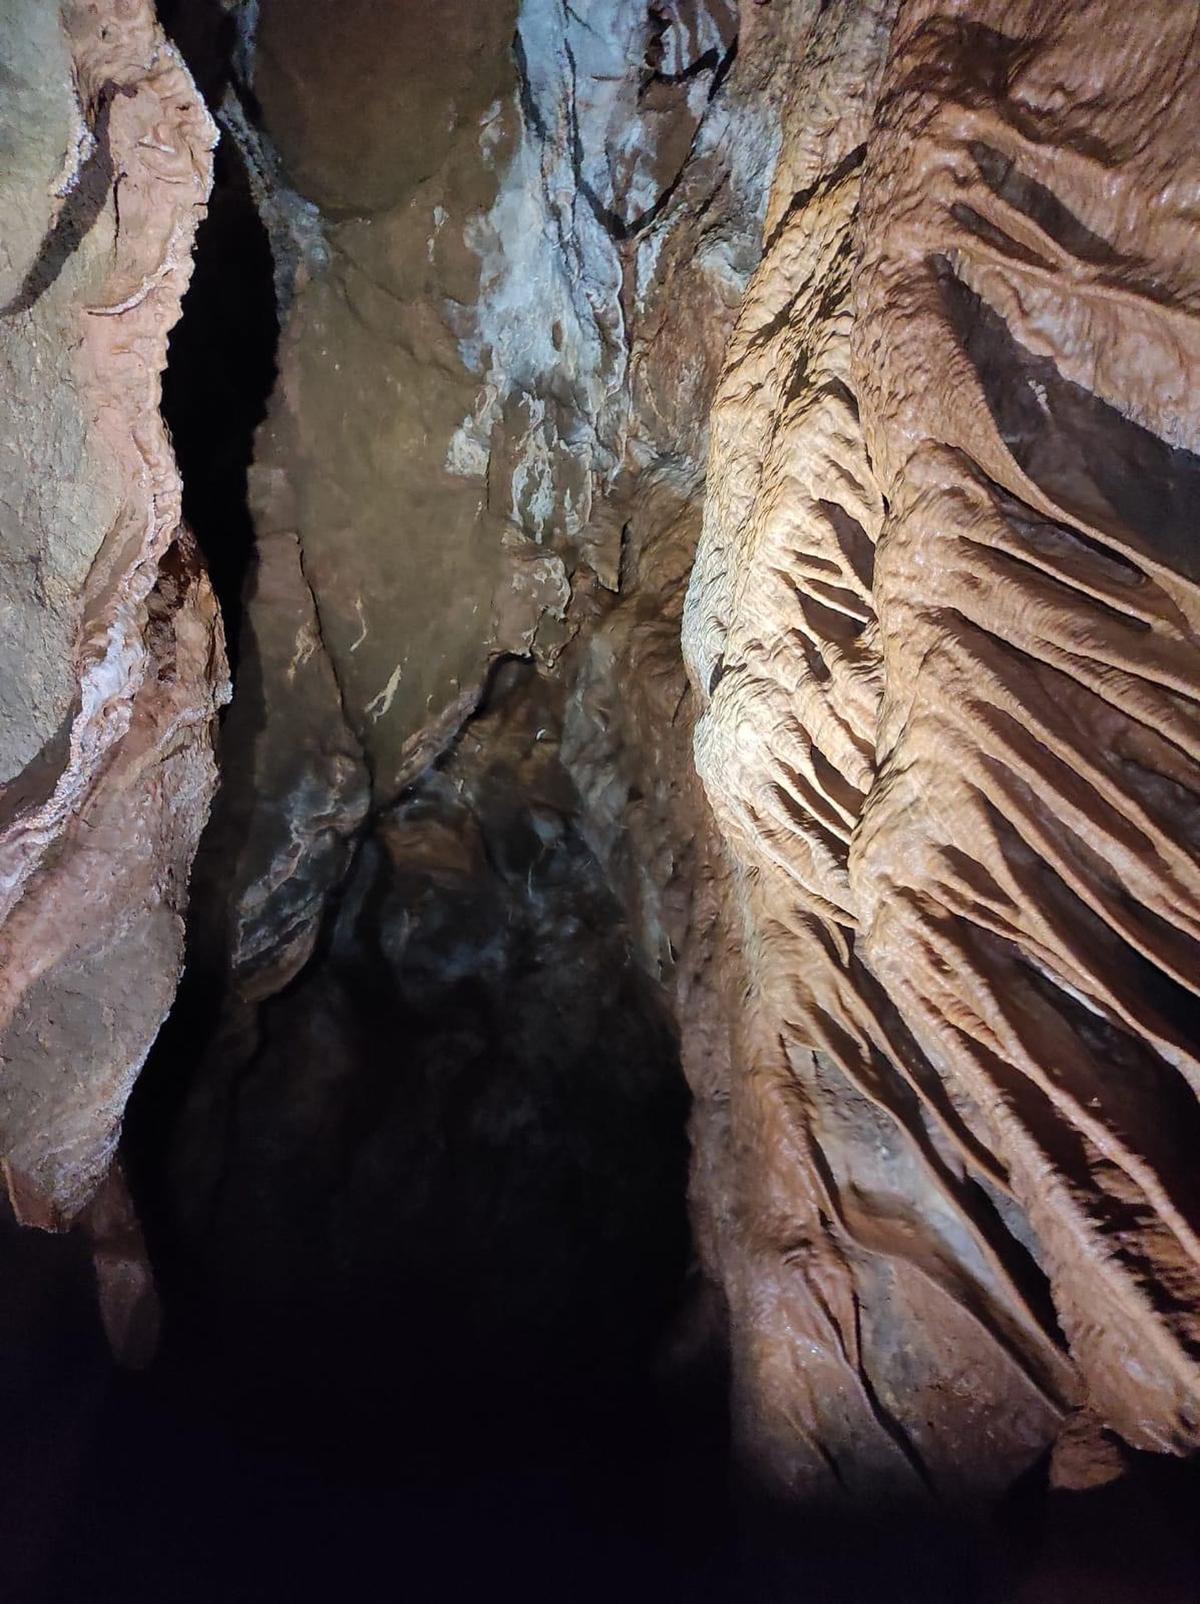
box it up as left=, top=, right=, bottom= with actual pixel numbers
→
left=685, top=0, right=1200, bottom=1496
left=855, top=0, right=1200, bottom=1456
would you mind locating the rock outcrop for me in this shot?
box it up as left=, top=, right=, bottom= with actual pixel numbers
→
left=0, top=0, right=225, bottom=1229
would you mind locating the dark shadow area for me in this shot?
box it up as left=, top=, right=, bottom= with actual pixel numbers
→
left=106, top=664, right=736, bottom=1600
left=4, top=1199, right=1197, bottom=1604
left=158, top=0, right=277, bottom=661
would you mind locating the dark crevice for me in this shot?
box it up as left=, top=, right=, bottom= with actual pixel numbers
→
left=935, top=256, right=1200, bottom=585
left=511, top=27, right=547, bottom=138
left=817, top=497, right=875, bottom=591
left=641, top=45, right=724, bottom=97
left=159, top=139, right=278, bottom=667
left=950, top=199, right=1056, bottom=272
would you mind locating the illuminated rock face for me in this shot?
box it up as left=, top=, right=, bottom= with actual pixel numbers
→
left=855, top=0, right=1200, bottom=1462
left=3, top=0, right=1199, bottom=1533
left=212, top=0, right=1200, bottom=1500
left=0, top=0, right=225, bottom=1228
left=686, top=0, right=1200, bottom=1496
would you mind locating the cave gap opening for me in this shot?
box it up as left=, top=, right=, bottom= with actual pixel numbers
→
left=157, top=0, right=279, bottom=668
left=77, top=7, right=736, bottom=1600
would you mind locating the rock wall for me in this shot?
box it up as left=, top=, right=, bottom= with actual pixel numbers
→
left=0, top=0, right=225, bottom=1229
left=184, top=0, right=768, bottom=1005
left=856, top=0, right=1200, bottom=1460
left=685, top=0, right=1200, bottom=1501
left=133, top=0, right=784, bottom=1447
left=2, top=0, right=1198, bottom=1554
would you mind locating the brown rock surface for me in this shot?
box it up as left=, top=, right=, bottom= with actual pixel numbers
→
left=0, top=0, right=225, bottom=1226
left=686, top=0, right=1200, bottom=1499
left=144, top=0, right=778, bottom=1442
left=225, top=0, right=761, bottom=805
left=854, top=0, right=1200, bottom=1456
left=3, top=1, right=1198, bottom=1579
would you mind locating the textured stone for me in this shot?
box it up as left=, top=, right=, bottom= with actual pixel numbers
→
left=854, top=0, right=1200, bottom=1457
left=0, top=0, right=226, bottom=1225
left=5, top=0, right=1199, bottom=1564
left=685, top=0, right=1200, bottom=1499
left=230, top=0, right=759, bottom=805
left=142, top=0, right=777, bottom=1465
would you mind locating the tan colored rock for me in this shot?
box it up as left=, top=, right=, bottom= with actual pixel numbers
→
left=0, top=0, right=226, bottom=1226
left=687, top=0, right=1070, bottom=1502
left=254, top=0, right=518, bottom=217
left=853, top=0, right=1200, bottom=1455
left=687, top=0, right=1200, bottom=1497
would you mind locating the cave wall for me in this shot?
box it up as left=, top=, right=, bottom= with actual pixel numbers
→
left=0, top=0, right=1197, bottom=1548
left=203, top=0, right=777, bottom=1007
left=134, top=0, right=786, bottom=1440
left=164, top=0, right=785, bottom=1156
left=0, top=0, right=225, bottom=1229
left=195, top=0, right=1200, bottom=1505
left=685, top=0, right=1200, bottom=1500
left=855, top=0, right=1200, bottom=1459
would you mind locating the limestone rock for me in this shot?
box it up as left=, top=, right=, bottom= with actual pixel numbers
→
left=686, top=0, right=1200, bottom=1497
left=5, top=0, right=1198, bottom=1551
left=0, top=1, right=226, bottom=1225
left=854, top=0, right=1200, bottom=1457
left=235, top=0, right=756, bottom=801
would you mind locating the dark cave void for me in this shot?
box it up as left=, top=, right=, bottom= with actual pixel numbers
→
left=158, top=0, right=278, bottom=664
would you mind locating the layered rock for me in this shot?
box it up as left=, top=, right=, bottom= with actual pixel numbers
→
left=0, top=0, right=225, bottom=1228
left=685, top=0, right=1200, bottom=1500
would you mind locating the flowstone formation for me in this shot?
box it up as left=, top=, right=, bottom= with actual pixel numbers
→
left=0, top=0, right=224, bottom=1232
left=685, top=0, right=1200, bottom=1502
